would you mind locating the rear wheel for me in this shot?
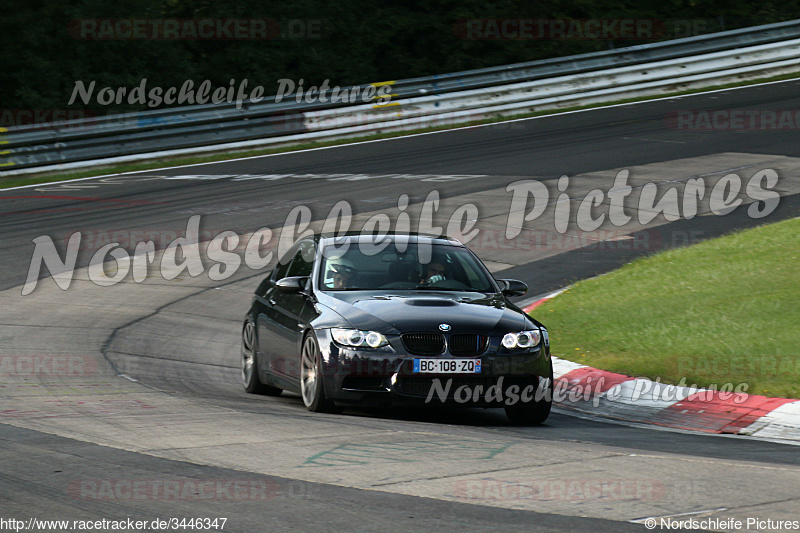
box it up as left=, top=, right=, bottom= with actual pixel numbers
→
left=300, top=333, right=338, bottom=413
left=504, top=363, right=553, bottom=425
left=241, top=321, right=282, bottom=396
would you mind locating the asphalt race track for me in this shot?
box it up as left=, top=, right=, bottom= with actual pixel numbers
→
left=2, top=80, right=800, bottom=532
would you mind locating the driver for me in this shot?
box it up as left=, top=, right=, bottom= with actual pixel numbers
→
left=328, top=257, right=357, bottom=289
left=420, top=260, right=446, bottom=285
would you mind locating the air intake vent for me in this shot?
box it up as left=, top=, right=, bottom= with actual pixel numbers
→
left=396, top=376, right=497, bottom=398
left=401, top=333, right=445, bottom=355
left=404, top=299, right=458, bottom=307
left=449, top=334, right=489, bottom=356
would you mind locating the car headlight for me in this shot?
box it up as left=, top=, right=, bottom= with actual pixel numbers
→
left=501, top=329, right=542, bottom=349
left=331, top=328, right=388, bottom=348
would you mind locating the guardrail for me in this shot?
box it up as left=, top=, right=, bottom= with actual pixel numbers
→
left=304, top=39, right=800, bottom=133
left=3, top=19, right=800, bottom=174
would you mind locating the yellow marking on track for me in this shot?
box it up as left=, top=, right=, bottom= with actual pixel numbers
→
left=370, top=80, right=395, bottom=87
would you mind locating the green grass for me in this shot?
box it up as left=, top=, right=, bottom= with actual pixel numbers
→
left=2, top=70, right=799, bottom=190
left=536, top=217, right=800, bottom=398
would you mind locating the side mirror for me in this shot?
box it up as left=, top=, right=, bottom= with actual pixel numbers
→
left=497, top=279, right=528, bottom=297
left=276, top=276, right=309, bottom=294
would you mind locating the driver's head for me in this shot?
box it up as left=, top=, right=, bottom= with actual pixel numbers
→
left=426, top=261, right=446, bottom=279
left=328, top=257, right=356, bottom=289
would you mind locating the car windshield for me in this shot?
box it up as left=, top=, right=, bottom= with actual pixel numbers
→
left=319, top=242, right=496, bottom=292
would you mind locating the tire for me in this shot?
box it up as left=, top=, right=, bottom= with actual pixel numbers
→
left=504, top=363, right=553, bottom=426
left=241, top=320, right=282, bottom=396
left=300, top=333, right=338, bottom=413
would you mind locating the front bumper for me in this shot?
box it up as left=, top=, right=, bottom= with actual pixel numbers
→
left=316, top=330, right=551, bottom=406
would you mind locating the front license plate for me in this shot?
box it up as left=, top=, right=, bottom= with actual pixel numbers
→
left=413, top=358, right=481, bottom=374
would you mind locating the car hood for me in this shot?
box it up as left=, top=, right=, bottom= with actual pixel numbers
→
left=316, top=291, right=530, bottom=334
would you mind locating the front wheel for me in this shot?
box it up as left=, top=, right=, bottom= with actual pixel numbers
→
left=300, top=333, right=338, bottom=413
left=504, top=364, right=553, bottom=425
left=241, top=321, right=282, bottom=396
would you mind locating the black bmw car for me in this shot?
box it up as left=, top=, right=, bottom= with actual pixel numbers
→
left=241, top=234, right=553, bottom=424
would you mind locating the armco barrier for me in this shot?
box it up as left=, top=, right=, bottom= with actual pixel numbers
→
left=385, top=19, right=800, bottom=98
left=2, top=20, right=800, bottom=175
left=304, top=39, right=800, bottom=131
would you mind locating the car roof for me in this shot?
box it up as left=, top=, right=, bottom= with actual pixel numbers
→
left=317, top=233, right=465, bottom=248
